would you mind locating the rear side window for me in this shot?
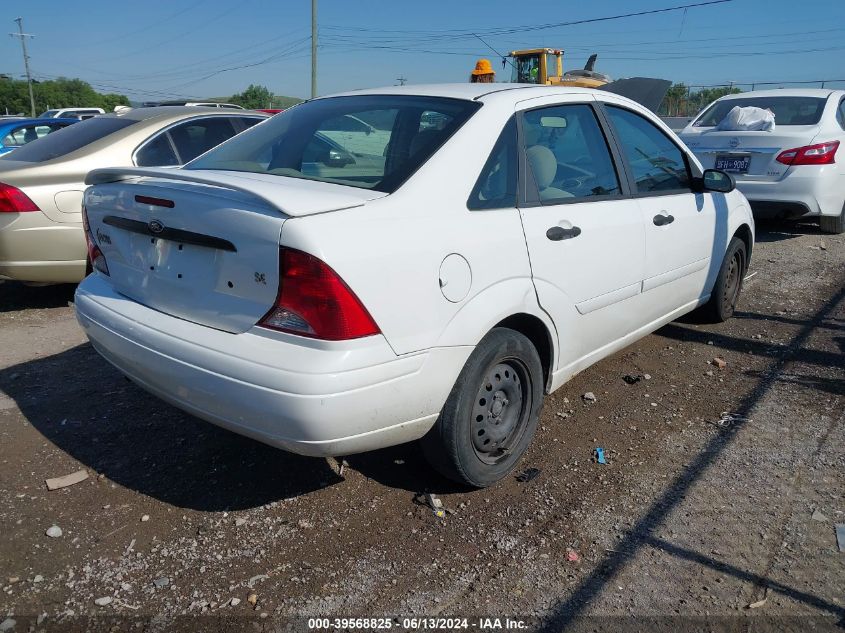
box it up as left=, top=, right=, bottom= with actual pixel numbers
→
left=695, top=96, right=826, bottom=127
left=168, top=117, right=238, bottom=163
left=187, top=95, right=481, bottom=193
left=522, top=104, right=621, bottom=203
left=838, top=99, right=845, bottom=131
left=468, top=117, right=517, bottom=210
left=135, top=133, right=179, bottom=167
left=606, top=106, right=690, bottom=193
left=1, top=117, right=136, bottom=162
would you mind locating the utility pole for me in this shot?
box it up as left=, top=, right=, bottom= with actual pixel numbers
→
left=311, top=0, right=317, bottom=99
left=10, top=18, right=36, bottom=116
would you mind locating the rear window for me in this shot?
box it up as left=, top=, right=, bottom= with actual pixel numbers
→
left=186, top=95, right=481, bottom=193
left=695, top=96, right=826, bottom=127
left=0, top=117, right=137, bottom=162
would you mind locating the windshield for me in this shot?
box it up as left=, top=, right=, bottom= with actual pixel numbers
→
left=695, top=96, right=827, bottom=127
left=0, top=117, right=137, bottom=162
left=39, top=110, right=59, bottom=118
left=511, top=55, right=541, bottom=84
left=187, top=95, right=480, bottom=193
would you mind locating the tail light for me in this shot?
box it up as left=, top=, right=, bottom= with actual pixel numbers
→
left=258, top=248, right=380, bottom=341
left=776, top=140, right=839, bottom=166
left=0, top=182, right=39, bottom=213
left=82, top=205, right=109, bottom=276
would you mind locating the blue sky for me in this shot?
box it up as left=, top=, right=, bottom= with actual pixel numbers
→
left=2, top=0, right=844, bottom=102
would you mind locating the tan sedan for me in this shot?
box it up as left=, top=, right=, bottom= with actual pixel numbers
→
left=0, top=107, right=267, bottom=283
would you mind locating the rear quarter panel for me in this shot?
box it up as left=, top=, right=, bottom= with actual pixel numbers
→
left=277, top=100, right=547, bottom=357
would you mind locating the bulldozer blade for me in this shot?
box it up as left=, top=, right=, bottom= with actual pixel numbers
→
left=599, top=77, right=672, bottom=113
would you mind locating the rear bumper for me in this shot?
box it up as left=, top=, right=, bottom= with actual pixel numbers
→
left=735, top=167, right=844, bottom=219
left=74, top=274, right=470, bottom=456
left=0, top=212, right=86, bottom=283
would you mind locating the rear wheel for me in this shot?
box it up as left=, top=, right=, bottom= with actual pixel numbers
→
left=421, top=328, right=543, bottom=487
left=819, top=203, right=844, bottom=234
left=700, top=236, right=746, bottom=323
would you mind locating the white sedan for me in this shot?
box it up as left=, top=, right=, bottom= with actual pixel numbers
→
left=679, top=89, right=845, bottom=234
left=74, top=84, right=754, bottom=487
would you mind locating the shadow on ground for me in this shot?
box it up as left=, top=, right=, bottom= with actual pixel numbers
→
left=753, top=218, right=826, bottom=243
left=539, top=283, right=845, bottom=631
left=0, top=281, right=77, bottom=313
left=0, top=343, right=455, bottom=512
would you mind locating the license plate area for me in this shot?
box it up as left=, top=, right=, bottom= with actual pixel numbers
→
left=128, top=232, right=219, bottom=286
left=715, top=154, right=750, bottom=173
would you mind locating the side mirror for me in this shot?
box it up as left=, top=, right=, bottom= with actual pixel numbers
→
left=701, top=168, right=735, bottom=193
left=325, top=148, right=355, bottom=167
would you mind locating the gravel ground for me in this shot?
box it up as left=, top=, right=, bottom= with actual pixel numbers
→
left=0, top=219, right=842, bottom=633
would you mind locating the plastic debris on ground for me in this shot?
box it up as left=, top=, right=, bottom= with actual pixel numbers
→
left=413, top=492, right=446, bottom=518
left=515, top=467, right=541, bottom=483
left=594, top=448, right=607, bottom=465
left=715, top=106, right=775, bottom=131
left=45, top=469, right=88, bottom=490
left=811, top=509, right=828, bottom=522
left=566, top=548, right=580, bottom=562
left=715, top=412, right=751, bottom=428
left=622, top=374, right=643, bottom=385
left=747, top=587, right=769, bottom=609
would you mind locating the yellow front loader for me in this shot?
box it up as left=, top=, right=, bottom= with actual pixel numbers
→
left=508, top=49, right=610, bottom=88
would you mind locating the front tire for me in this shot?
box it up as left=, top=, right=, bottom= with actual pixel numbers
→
left=819, top=203, right=844, bottom=235
left=700, top=236, right=746, bottom=323
left=421, top=328, right=543, bottom=487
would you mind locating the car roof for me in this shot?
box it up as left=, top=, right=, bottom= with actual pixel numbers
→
left=323, top=83, right=602, bottom=102
left=717, top=88, right=840, bottom=100
left=103, top=106, right=265, bottom=123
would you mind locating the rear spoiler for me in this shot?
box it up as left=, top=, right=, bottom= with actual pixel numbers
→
left=85, top=167, right=368, bottom=216
left=598, top=78, right=672, bottom=113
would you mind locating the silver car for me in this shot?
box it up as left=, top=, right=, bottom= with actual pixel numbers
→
left=0, top=107, right=266, bottom=283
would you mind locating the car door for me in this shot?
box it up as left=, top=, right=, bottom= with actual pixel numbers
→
left=602, top=102, right=717, bottom=302
left=516, top=99, right=646, bottom=366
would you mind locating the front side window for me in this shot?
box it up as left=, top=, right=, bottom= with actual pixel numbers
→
left=187, top=95, right=480, bottom=193
left=605, top=106, right=690, bottom=193
left=522, top=104, right=621, bottom=203
left=468, top=117, right=517, bottom=210
left=838, top=99, right=845, bottom=131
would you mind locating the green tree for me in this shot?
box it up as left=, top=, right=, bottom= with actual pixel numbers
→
left=230, top=84, right=274, bottom=109
left=0, top=76, right=130, bottom=115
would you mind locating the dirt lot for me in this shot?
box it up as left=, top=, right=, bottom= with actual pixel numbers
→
left=0, top=220, right=843, bottom=632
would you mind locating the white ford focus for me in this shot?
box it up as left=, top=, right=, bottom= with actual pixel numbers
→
left=75, top=84, right=754, bottom=486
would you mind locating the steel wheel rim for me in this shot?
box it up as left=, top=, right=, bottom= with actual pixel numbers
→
left=722, top=250, right=742, bottom=313
left=470, top=359, right=531, bottom=465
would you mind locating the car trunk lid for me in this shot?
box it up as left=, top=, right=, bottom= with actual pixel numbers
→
left=680, top=126, right=821, bottom=182
left=83, top=167, right=384, bottom=333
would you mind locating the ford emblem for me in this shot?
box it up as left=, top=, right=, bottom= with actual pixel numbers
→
left=148, top=219, right=164, bottom=234
left=729, top=137, right=740, bottom=148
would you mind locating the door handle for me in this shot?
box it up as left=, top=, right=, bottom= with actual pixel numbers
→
left=546, top=225, right=582, bottom=241
left=653, top=213, right=675, bottom=226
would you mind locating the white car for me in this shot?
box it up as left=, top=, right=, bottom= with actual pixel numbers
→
left=679, top=89, right=845, bottom=234
left=74, top=84, right=754, bottom=487
left=40, top=107, right=105, bottom=120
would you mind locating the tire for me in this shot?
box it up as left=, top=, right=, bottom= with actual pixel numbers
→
left=421, top=327, right=544, bottom=487
left=819, top=203, right=844, bottom=235
left=700, top=236, right=746, bottom=323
